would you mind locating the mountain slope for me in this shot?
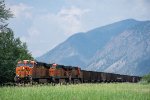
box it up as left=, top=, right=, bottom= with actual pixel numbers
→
left=87, top=21, right=150, bottom=76
left=37, top=19, right=150, bottom=76
left=37, top=19, right=139, bottom=67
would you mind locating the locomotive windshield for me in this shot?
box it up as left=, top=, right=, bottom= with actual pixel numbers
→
left=17, top=63, right=33, bottom=67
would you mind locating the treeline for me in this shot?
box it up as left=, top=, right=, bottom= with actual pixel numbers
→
left=0, top=0, right=33, bottom=84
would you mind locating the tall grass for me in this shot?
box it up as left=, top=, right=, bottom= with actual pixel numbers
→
left=0, top=83, right=150, bottom=100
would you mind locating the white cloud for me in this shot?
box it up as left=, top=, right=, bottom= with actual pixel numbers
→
left=8, top=3, right=33, bottom=19
left=27, top=28, right=40, bottom=38
left=20, top=27, right=43, bottom=56
left=19, top=6, right=90, bottom=57
left=21, top=28, right=40, bottom=43
left=57, top=6, right=90, bottom=35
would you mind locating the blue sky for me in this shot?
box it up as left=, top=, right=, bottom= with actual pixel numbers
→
left=6, top=0, right=150, bottom=57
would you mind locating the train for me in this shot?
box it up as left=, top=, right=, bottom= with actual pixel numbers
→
left=14, top=60, right=141, bottom=84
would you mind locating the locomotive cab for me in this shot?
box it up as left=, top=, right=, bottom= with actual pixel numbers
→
left=49, top=63, right=57, bottom=77
left=14, top=60, right=36, bottom=83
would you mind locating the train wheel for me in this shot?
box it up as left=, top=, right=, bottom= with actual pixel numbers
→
left=14, top=76, right=20, bottom=85
left=73, top=79, right=80, bottom=84
left=14, top=76, right=18, bottom=83
left=51, top=77, right=56, bottom=86
left=59, top=79, right=62, bottom=85
left=29, top=76, right=32, bottom=84
left=59, top=79, right=67, bottom=85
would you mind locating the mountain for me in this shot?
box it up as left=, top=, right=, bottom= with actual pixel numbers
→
left=87, top=21, right=150, bottom=76
left=37, top=19, right=150, bottom=76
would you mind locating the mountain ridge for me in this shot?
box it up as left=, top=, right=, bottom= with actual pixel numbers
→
left=37, top=19, right=150, bottom=76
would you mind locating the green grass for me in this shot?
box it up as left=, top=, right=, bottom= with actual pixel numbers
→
left=0, top=83, right=150, bottom=100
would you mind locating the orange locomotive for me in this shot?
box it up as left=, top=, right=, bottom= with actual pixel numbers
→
left=49, top=64, right=82, bottom=84
left=14, top=60, right=36, bottom=83
left=14, top=60, right=82, bottom=84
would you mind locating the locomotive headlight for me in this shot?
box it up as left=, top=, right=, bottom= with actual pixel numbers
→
left=23, top=67, right=25, bottom=70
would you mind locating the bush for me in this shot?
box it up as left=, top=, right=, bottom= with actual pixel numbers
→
left=142, top=74, right=150, bottom=83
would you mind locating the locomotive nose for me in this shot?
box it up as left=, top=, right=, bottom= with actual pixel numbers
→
left=16, top=66, right=29, bottom=78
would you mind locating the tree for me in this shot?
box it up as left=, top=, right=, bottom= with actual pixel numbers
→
left=0, top=0, right=33, bottom=84
left=0, top=0, right=13, bottom=30
left=142, top=74, right=150, bottom=83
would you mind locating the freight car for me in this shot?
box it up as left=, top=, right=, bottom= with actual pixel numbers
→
left=14, top=60, right=141, bottom=84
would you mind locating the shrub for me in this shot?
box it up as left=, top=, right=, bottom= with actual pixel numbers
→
left=142, top=74, right=150, bottom=83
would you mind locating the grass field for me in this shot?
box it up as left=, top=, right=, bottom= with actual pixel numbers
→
left=0, top=83, right=150, bottom=100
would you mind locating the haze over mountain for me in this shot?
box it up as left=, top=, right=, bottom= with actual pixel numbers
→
left=37, top=19, right=150, bottom=76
